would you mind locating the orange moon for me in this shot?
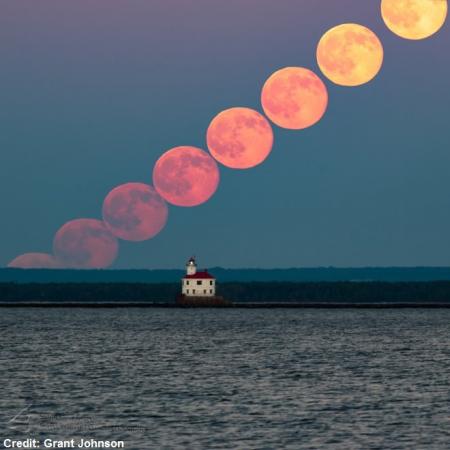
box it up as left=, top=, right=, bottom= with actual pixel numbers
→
left=261, top=67, right=328, bottom=130
left=316, top=23, right=384, bottom=86
left=8, top=253, right=60, bottom=269
left=153, top=146, right=220, bottom=207
left=381, top=0, right=448, bottom=40
left=206, top=107, right=273, bottom=169
left=102, top=182, right=168, bottom=241
left=53, top=218, right=119, bottom=269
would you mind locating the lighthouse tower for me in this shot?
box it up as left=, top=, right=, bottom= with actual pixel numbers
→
left=186, top=257, right=197, bottom=276
left=181, top=257, right=216, bottom=297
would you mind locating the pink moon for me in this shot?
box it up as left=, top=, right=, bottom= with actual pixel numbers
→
left=8, top=253, right=60, bottom=269
left=153, top=146, right=220, bottom=207
left=261, top=67, right=328, bottom=130
left=53, top=218, right=119, bottom=269
left=206, top=107, right=274, bottom=169
left=102, top=183, right=168, bottom=241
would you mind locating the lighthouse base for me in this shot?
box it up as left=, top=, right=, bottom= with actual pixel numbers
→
left=176, top=294, right=232, bottom=307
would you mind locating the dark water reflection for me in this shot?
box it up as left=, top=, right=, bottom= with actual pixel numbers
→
left=1, top=308, right=450, bottom=449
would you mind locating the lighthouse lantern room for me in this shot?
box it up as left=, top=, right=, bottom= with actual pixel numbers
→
left=182, top=257, right=216, bottom=297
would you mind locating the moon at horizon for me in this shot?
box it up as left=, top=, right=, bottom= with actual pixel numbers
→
left=261, top=67, right=328, bottom=130
left=8, top=253, right=60, bottom=269
left=102, top=182, right=168, bottom=241
left=316, top=23, right=384, bottom=86
left=153, top=146, right=220, bottom=207
left=206, top=107, right=273, bottom=169
left=53, top=218, right=119, bottom=269
left=381, top=0, right=447, bottom=40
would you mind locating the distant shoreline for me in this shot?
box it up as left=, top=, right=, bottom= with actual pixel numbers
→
left=4, top=267, right=450, bottom=284
left=3, top=302, right=450, bottom=308
left=4, top=281, right=450, bottom=306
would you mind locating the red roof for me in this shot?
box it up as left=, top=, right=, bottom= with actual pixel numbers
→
left=184, top=271, right=215, bottom=279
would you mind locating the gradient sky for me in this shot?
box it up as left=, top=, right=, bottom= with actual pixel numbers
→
left=1, top=0, right=449, bottom=269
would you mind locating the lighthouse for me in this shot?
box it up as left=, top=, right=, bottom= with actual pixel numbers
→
left=181, top=257, right=216, bottom=297
left=177, top=257, right=230, bottom=306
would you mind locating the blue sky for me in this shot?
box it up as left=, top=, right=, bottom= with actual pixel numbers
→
left=1, top=0, right=449, bottom=269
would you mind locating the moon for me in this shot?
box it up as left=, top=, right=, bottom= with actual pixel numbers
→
left=206, top=107, right=273, bottom=169
left=153, top=146, right=220, bottom=207
left=261, top=67, right=328, bottom=130
left=102, top=182, right=168, bottom=241
left=8, top=253, right=60, bottom=269
left=316, top=23, right=384, bottom=86
left=53, top=218, right=119, bottom=269
left=381, top=0, right=447, bottom=40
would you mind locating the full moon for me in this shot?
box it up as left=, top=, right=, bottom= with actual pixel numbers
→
left=8, top=253, right=60, bottom=269
left=381, top=0, right=447, bottom=40
left=261, top=67, right=328, bottom=130
left=53, top=218, right=119, bottom=269
left=153, top=146, right=220, bottom=207
left=206, top=107, right=273, bottom=169
left=102, top=182, right=168, bottom=241
left=316, top=23, right=384, bottom=86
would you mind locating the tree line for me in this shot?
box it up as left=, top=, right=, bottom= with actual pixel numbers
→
left=2, top=281, right=450, bottom=303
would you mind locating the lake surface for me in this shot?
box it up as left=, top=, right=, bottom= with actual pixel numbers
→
left=1, top=308, right=450, bottom=449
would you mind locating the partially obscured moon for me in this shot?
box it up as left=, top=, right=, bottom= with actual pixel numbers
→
left=381, top=0, right=447, bottom=40
left=53, top=218, right=119, bottom=269
left=102, top=182, right=168, bottom=241
left=153, top=146, right=220, bottom=207
left=316, top=23, right=384, bottom=86
left=206, top=107, right=273, bottom=169
left=261, top=67, right=328, bottom=130
left=8, top=253, right=60, bottom=269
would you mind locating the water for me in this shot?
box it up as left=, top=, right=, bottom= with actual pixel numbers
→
left=1, top=308, right=450, bottom=449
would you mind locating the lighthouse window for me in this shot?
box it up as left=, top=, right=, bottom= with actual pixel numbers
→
left=186, top=289, right=189, bottom=294
left=186, top=281, right=190, bottom=285
left=204, top=290, right=206, bottom=294
left=197, top=280, right=202, bottom=285
left=210, top=281, right=213, bottom=285
left=210, top=289, right=212, bottom=294
left=193, top=289, right=196, bottom=294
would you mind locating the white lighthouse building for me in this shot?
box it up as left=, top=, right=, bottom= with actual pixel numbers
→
left=181, top=257, right=216, bottom=297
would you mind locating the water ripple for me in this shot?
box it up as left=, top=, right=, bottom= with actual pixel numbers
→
left=1, top=308, right=450, bottom=449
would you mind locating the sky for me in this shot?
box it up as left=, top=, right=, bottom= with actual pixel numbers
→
left=1, top=0, right=449, bottom=269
